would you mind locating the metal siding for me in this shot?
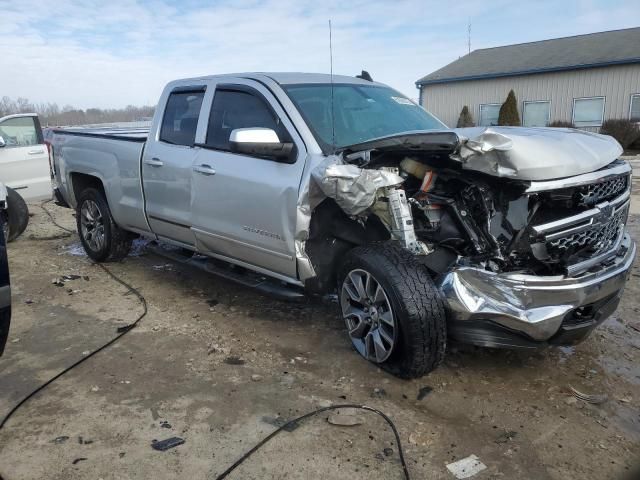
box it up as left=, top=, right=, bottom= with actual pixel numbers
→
left=420, top=64, right=640, bottom=128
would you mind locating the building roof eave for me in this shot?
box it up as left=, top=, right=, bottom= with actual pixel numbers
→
left=415, top=58, right=640, bottom=87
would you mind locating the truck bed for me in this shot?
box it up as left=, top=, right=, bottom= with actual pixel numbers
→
left=51, top=126, right=150, bottom=235
left=52, top=126, right=149, bottom=142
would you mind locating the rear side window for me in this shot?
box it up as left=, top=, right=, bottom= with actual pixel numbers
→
left=160, top=90, right=205, bottom=146
left=0, top=116, right=40, bottom=147
left=206, top=90, right=287, bottom=151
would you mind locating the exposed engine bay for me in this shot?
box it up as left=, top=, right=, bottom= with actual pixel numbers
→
left=309, top=128, right=631, bottom=283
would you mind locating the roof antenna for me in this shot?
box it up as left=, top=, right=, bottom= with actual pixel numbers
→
left=467, top=18, right=471, bottom=54
left=329, top=19, right=336, bottom=153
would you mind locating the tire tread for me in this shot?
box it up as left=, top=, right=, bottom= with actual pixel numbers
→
left=340, top=242, right=447, bottom=378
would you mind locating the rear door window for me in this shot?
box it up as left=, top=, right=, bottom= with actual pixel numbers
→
left=0, top=116, right=40, bottom=147
left=205, top=89, right=288, bottom=151
left=160, top=90, right=205, bottom=146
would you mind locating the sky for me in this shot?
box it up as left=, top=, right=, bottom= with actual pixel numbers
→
left=0, top=0, right=637, bottom=109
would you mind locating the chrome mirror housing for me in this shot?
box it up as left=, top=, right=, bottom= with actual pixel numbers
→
left=229, top=128, right=294, bottom=162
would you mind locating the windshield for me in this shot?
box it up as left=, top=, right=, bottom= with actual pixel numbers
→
left=283, top=83, right=446, bottom=151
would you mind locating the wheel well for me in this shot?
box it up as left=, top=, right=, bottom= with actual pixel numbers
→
left=304, top=199, right=390, bottom=294
left=70, top=173, right=105, bottom=205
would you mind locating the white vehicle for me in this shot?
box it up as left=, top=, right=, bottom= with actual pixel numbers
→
left=0, top=113, right=51, bottom=201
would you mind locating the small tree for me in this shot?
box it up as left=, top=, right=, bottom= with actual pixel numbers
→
left=456, top=106, right=475, bottom=127
left=498, top=90, right=521, bottom=126
left=548, top=120, right=575, bottom=128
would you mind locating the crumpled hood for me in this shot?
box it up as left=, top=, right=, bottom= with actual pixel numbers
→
left=452, top=126, right=623, bottom=181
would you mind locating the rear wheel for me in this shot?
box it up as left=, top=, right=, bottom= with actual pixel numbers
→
left=338, top=242, right=447, bottom=378
left=76, top=188, right=131, bottom=262
left=5, top=187, right=29, bottom=242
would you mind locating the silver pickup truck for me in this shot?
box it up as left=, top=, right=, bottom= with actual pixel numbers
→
left=51, top=73, right=635, bottom=378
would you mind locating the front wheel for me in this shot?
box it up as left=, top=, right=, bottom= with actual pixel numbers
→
left=76, top=188, right=132, bottom=262
left=338, top=242, right=447, bottom=378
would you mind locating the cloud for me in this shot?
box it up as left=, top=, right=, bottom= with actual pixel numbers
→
left=0, top=0, right=636, bottom=108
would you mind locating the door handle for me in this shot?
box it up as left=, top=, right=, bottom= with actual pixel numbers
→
left=144, top=157, right=164, bottom=167
left=28, top=149, right=45, bottom=155
left=193, top=164, right=216, bottom=176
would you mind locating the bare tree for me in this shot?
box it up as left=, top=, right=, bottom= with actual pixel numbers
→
left=0, top=96, right=155, bottom=126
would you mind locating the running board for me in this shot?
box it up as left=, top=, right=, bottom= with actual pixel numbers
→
left=146, top=242, right=306, bottom=302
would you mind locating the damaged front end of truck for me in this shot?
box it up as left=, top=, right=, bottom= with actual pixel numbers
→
left=304, top=126, right=635, bottom=349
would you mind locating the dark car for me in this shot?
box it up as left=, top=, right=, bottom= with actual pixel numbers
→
left=0, top=188, right=11, bottom=356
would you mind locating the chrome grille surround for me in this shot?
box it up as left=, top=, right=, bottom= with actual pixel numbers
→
left=530, top=161, right=632, bottom=275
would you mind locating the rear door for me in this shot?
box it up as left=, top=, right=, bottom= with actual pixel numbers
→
left=190, top=79, right=307, bottom=280
left=142, top=86, right=206, bottom=246
left=0, top=114, right=50, bottom=200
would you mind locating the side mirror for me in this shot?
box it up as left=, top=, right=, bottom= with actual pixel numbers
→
left=0, top=136, right=5, bottom=148
left=229, top=128, right=294, bottom=162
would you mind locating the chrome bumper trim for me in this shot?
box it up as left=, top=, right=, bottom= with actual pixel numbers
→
left=438, top=234, right=636, bottom=341
left=525, top=162, right=631, bottom=193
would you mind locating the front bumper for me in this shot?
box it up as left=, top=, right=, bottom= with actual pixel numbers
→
left=438, top=233, right=636, bottom=348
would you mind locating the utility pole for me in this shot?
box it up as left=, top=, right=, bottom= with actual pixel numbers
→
left=467, top=18, right=471, bottom=54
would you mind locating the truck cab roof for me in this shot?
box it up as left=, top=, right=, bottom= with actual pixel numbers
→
left=169, top=72, right=385, bottom=87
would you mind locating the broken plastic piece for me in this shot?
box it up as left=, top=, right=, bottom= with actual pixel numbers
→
left=151, top=436, right=185, bottom=451
left=446, top=454, right=487, bottom=479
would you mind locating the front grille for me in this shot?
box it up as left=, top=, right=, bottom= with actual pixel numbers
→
left=546, top=204, right=628, bottom=260
left=576, top=174, right=628, bottom=207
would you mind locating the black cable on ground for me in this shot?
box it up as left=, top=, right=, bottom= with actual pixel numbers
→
left=3, top=202, right=412, bottom=480
left=215, top=403, right=411, bottom=480
left=0, top=201, right=147, bottom=430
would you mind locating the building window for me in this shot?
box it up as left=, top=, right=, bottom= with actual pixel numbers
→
left=630, top=94, right=640, bottom=122
left=523, top=101, right=550, bottom=127
left=479, top=104, right=501, bottom=126
left=572, top=97, right=605, bottom=128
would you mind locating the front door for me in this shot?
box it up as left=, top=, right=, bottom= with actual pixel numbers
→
left=142, top=87, right=206, bottom=246
left=190, top=80, right=307, bottom=280
left=0, top=114, right=50, bottom=200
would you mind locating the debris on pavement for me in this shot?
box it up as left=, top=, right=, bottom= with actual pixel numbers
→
left=570, top=386, right=608, bottom=405
left=51, top=436, right=69, bottom=444
left=62, top=274, right=82, bottom=281
left=224, top=356, right=245, bottom=365
left=151, top=437, right=185, bottom=452
left=495, top=431, right=518, bottom=444
left=371, top=388, right=386, bottom=398
left=327, top=409, right=364, bottom=427
left=160, top=421, right=172, bottom=429
left=446, top=454, right=487, bottom=479
left=261, top=415, right=301, bottom=432
left=72, top=457, right=88, bottom=465
left=417, top=386, right=433, bottom=400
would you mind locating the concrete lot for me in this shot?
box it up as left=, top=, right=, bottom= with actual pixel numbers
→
left=0, top=201, right=639, bottom=480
